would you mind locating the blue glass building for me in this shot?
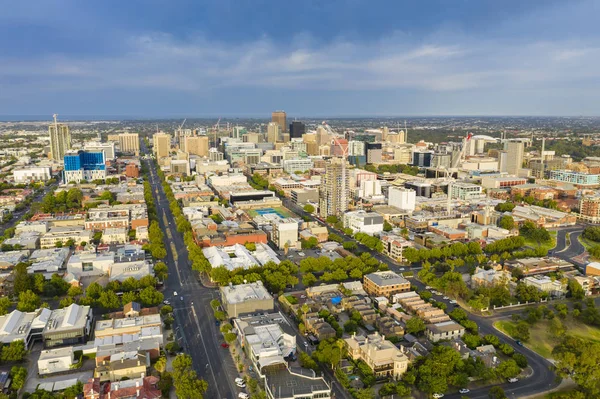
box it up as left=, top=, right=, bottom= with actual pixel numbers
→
left=63, top=150, right=106, bottom=182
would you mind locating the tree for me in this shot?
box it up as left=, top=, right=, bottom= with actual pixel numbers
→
left=224, top=332, right=237, bottom=343
left=488, top=386, right=507, bottom=399
left=405, top=317, right=426, bottom=335
left=303, top=204, right=315, bottom=213
left=154, top=262, right=169, bottom=281
left=17, top=290, right=40, bottom=312
left=172, top=354, right=208, bottom=399
left=0, top=297, right=11, bottom=316
left=67, top=285, right=83, bottom=297
left=383, top=220, right=393, bottom=232
left=302, top=273, right=317, bottom=287
left=10, top=366, right=27, bottom=390
left=161, top=305, right=173, bottom=316
left=569, top=279, right=585, bottom=300
left=301, top=237, right=318, bottom=249
left=515, top=321, right=530, bottom=341
left=139, top=287, right=164, bottom=307
left=496, top=359, right=520, bottom=378
left=1, top=340, right=26, bottom=362
left=342, top=241, right=357, bottom=251
left=498, top=215, right=515, bottom=230
left=483, top=334, right=500, bottom=347
left=155, top=357, right=167, bottom=373
left=513, top=353, right=528, bottom=368
left=166, top=341, right=181, bottom=354
left=97, top=291, right=121, bottom=310
left=12, top=262, right=31, bottom=295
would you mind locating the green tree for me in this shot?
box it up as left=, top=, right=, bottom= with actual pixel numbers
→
left=97, top=291, right=121, bottom=310
left=12, top=262, right=31, bottom=295
left=1, top=340, right=26, bottom=362
left=155, top=356, right=167, bottom=373
left=303, top=204, right=315, bottom=213
left=498, top=215, right=515, bottom=230
left=383, top=220, right=393, bottom=232
left=405, top=317, right=426, bottom=335
left=496, top=359, right=520, bottom=378
left=0, top=297, right=11, bottom=316
left=172, top=354, right=208, bottom=399
left=139, top=286, right=164, bottom=307
left=302, top=273, right=317, bottom=287
left=10, top=366, right=27, bottom=390
left=17, top=290, right=40, bottom=312
left=67, top=285, right=83, bottom=297
left=488, top=386, right=507, bottom=399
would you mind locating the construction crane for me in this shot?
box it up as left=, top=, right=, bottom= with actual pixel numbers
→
left=450, top=132, right=473, bottom=169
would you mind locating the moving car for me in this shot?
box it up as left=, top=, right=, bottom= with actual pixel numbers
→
left=163, top=300, right=170, bottom=305
left=459, top=389, right=470, bottom=394
left=508, top=378, right=519, bottom=383
left=173, top=291, right=178, bottom=296
left=515, top=340, right=524, bottom=346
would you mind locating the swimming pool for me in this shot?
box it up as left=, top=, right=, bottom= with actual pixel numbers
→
left=255, top=208, right=287, bottom=218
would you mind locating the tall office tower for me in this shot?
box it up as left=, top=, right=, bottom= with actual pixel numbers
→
left=272, top=110, right=287, bottom=133
left=505, top=140, right=524, bottom=175
left=316, top=126, right=329, bottom=146
left=382, top=126, right=389, bottom=141
left=118, top=133, right=140, bottom=155
left=63, top=150, right=106, bottom=183
left=208, top=148, right=224, bottom=161
left=267, top=122, right=280, bottom=143
left=319, top=157, right=349, bottom=218
left=366, top=142, right=383, bottom=164
left=153, top=133, right=171, bottom=159
left=398, top=129, right=407, bottom=144
left=48, top=115, right=71, bottom=161
left=289, top=121, right=306, bottom=138
left=183, top=136, right=209, bottom=157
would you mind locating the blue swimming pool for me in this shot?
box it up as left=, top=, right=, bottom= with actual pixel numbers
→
left=255, top=208, right=287, bottom=218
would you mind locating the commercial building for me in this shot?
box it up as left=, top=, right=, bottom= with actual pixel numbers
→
left=523, top=275, right=567, bottom=298
left=290, top=188, right=319, bottom=205
left=0, top=308, right=49, bottom=348
left=84, top=141, right=116, bottom=160
left=366, top=142, right=382, bottom=164
left=38, top=347, right=77, bottom=375
left=344, top=332, right=409, bottom=380
left=289, top=121, right=305, bottom=138
left=101, top=228, right=128, bottom=244
left=124, top=163, right=139, bottom=178
left=271, top=218, right=299, bottom=250
left=450, top=182, right=483, bottom=200
left=40, top=226, right=92, bottom=249
left=549, top=170, right=600, bottom=187
left=470, top=267, right=511, bottom=289
left=319, top=157, right=349, bottom=217
left=388, top=187, right=416, bottom=212
left=42, top=304, right=93, bottom=348
left=67, top=252, right=114, bottom=278
left=425, top=320, right=466, bottom=342
left=363, top=271, right=411, bottom=298
left=117, top=133, right=140, bottom=154
left=267, top=122, right=281, bottom=143
left=84, top=376, right=161, bottom=399
left=511, top=205, right=577, bottom=228
left=220, top=281, right=274, bottom=318
left=63, top=150, right=106, bottom=183
left=13, top=166, right=52, bottom=183
left=282, top=158, right=313, bottom=174
left=152, top=133, right=171, bottom=159
left=49, top=119, right=71, bottom=161
left=480, top=176, right=527, bottom=189
left=343, top=210, right=384, bottom=235
left=380, top=234, right=414, bottom=262
left=272, top=110, right=287, bottom=133
left=504, top=140, right=524, bottom=175
left=182, top=135, right=209, bottom=157
left=94, top=351, right=150, bottom=382
left=170, top=159, right=191, bottom=176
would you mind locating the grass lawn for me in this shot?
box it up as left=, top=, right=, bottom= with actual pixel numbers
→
left=579, top=235, right=597, bottom=251
left=494, top=317, right=600, bottom=360
left=524, top=233, right=556, bottom=253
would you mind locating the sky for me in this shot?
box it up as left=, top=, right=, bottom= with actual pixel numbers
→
left=1, top=0, right=600, bottom=118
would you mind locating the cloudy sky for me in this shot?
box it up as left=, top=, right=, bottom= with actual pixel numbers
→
left=1, top=0, right=599, bottom=117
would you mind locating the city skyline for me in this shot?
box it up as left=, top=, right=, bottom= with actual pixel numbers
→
left=2, top=1, right=600, bottom=116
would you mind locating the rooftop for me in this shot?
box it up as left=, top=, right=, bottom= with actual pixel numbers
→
left=365, top=271, right=409, bottom=287
left=221, top=281, right=273, bottom=305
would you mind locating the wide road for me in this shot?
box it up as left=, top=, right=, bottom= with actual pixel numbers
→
left=281, top=198, right=559, bottom=398
left=142, top=144, right=238, bottom=399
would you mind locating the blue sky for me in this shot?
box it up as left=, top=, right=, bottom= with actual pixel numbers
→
left=1, top=0, right=600, bottom=117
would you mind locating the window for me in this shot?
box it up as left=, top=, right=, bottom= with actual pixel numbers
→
left=82, top=262, right=94, bottom=272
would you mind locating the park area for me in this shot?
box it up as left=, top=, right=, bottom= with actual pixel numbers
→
left=495, top=317, right=600, bottom=359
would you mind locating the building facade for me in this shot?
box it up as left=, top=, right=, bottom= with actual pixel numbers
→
left=63, top=151, right=106, bottom=183
left=49, top=122, right=71, bottom=161
left=319, top=158, right=349, bottom=217
left=118, top=133, right=140, bottom=154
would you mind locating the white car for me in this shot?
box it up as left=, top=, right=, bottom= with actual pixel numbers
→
left=443, top=296, right=449, bottom=300
left=433, top=394, right=444, bottom=399
left=459, top=389, right=470, bottom=394
left=298, top=252, right=305, bottom=257
left=235, top=378, right=244, bottom=384
left=449, top=300, right=457, bottom=304
left=398, top=267, right=405, bottom=271
left=238, top=393, right=249, bottom=399
left=425, top=286, right=431, bottom=290
left=508, top=378, right=519, bottom=383
left=174, top=291, right=178, bottom=296
left=236, top=382, right=246, bottom=388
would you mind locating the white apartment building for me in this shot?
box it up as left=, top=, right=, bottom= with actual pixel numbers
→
left=271, top=218, right=299, bottom=250
left=282, top=159, right=313, bottom=174
left=343, top=210, right=384, bottom=235
left=13, top=167, right=52, bottom=183
left=388, top=187, right=416, bottom=212
left=84, top=142, right=116, bottom=160
left=40, top=226, right=92, bottom=249
left=101, top=228, right=128, bottom=244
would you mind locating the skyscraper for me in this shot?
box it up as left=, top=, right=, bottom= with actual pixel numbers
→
left=183, top=136, right=209, bottom=157
left=267, top=122, right=280, bottom=143
left=272, top=111, right=287, bottom=133
left=289, top=121, right=306, bottom=138
left=49, top=115, right=71, bottom=161
left=153, top=133, right=171, bottom=159
left=505, top=140, right=524, bottom=175
left=118, top=133, right=140, bottom=155
left=319, top=157, right=349, bottom=218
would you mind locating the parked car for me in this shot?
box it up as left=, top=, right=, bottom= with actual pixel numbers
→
left=235, top=378, right=244, bottom=384
left=508, top=378, right=519, bottom=383
left=238, top=393, right=249, bottom=399
left=459, top=389, right=470, bottom=394
left=215, top=320, right=220, bottom=326
left=236, top=382, right=246, bottom=388
left=433, top=394, right=445, bottom=398
left=220, top=343, right=230, bottom=349
left=173, top=291, right=178, bottom=296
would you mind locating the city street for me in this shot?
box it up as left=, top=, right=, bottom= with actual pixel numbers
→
left=142, top=142, right=238, bottom=399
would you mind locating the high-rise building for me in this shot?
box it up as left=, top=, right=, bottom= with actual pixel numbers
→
left=388, top=187, right=416, bottom=212
left=366, top=143, right=382, bottom=164
left=505, top=140, right=524, bottom=175
left=319, top=158, right=349, bottom=218
left=267, top=122, right=280, bottom=143
left=84, top=141, right=116, bottom=160
left=49, top=117, right=71, bottom=161
left=63, top=150, right=106, bottom=183
left=118, top=133, right=140, bottom=155
left=153, top=133, right=171, bottom=159
left=289, top=121, right=306, bottom=138
left=272, top=111, right=287, bottom=133
left=183, top=136, right=209, bottom=157
left=209, top=148, right=224, bottom=161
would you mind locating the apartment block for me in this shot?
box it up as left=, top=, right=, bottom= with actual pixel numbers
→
left=344, top=332, right=409, bottom=380
left=363, top=271, right=411, bottom=298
